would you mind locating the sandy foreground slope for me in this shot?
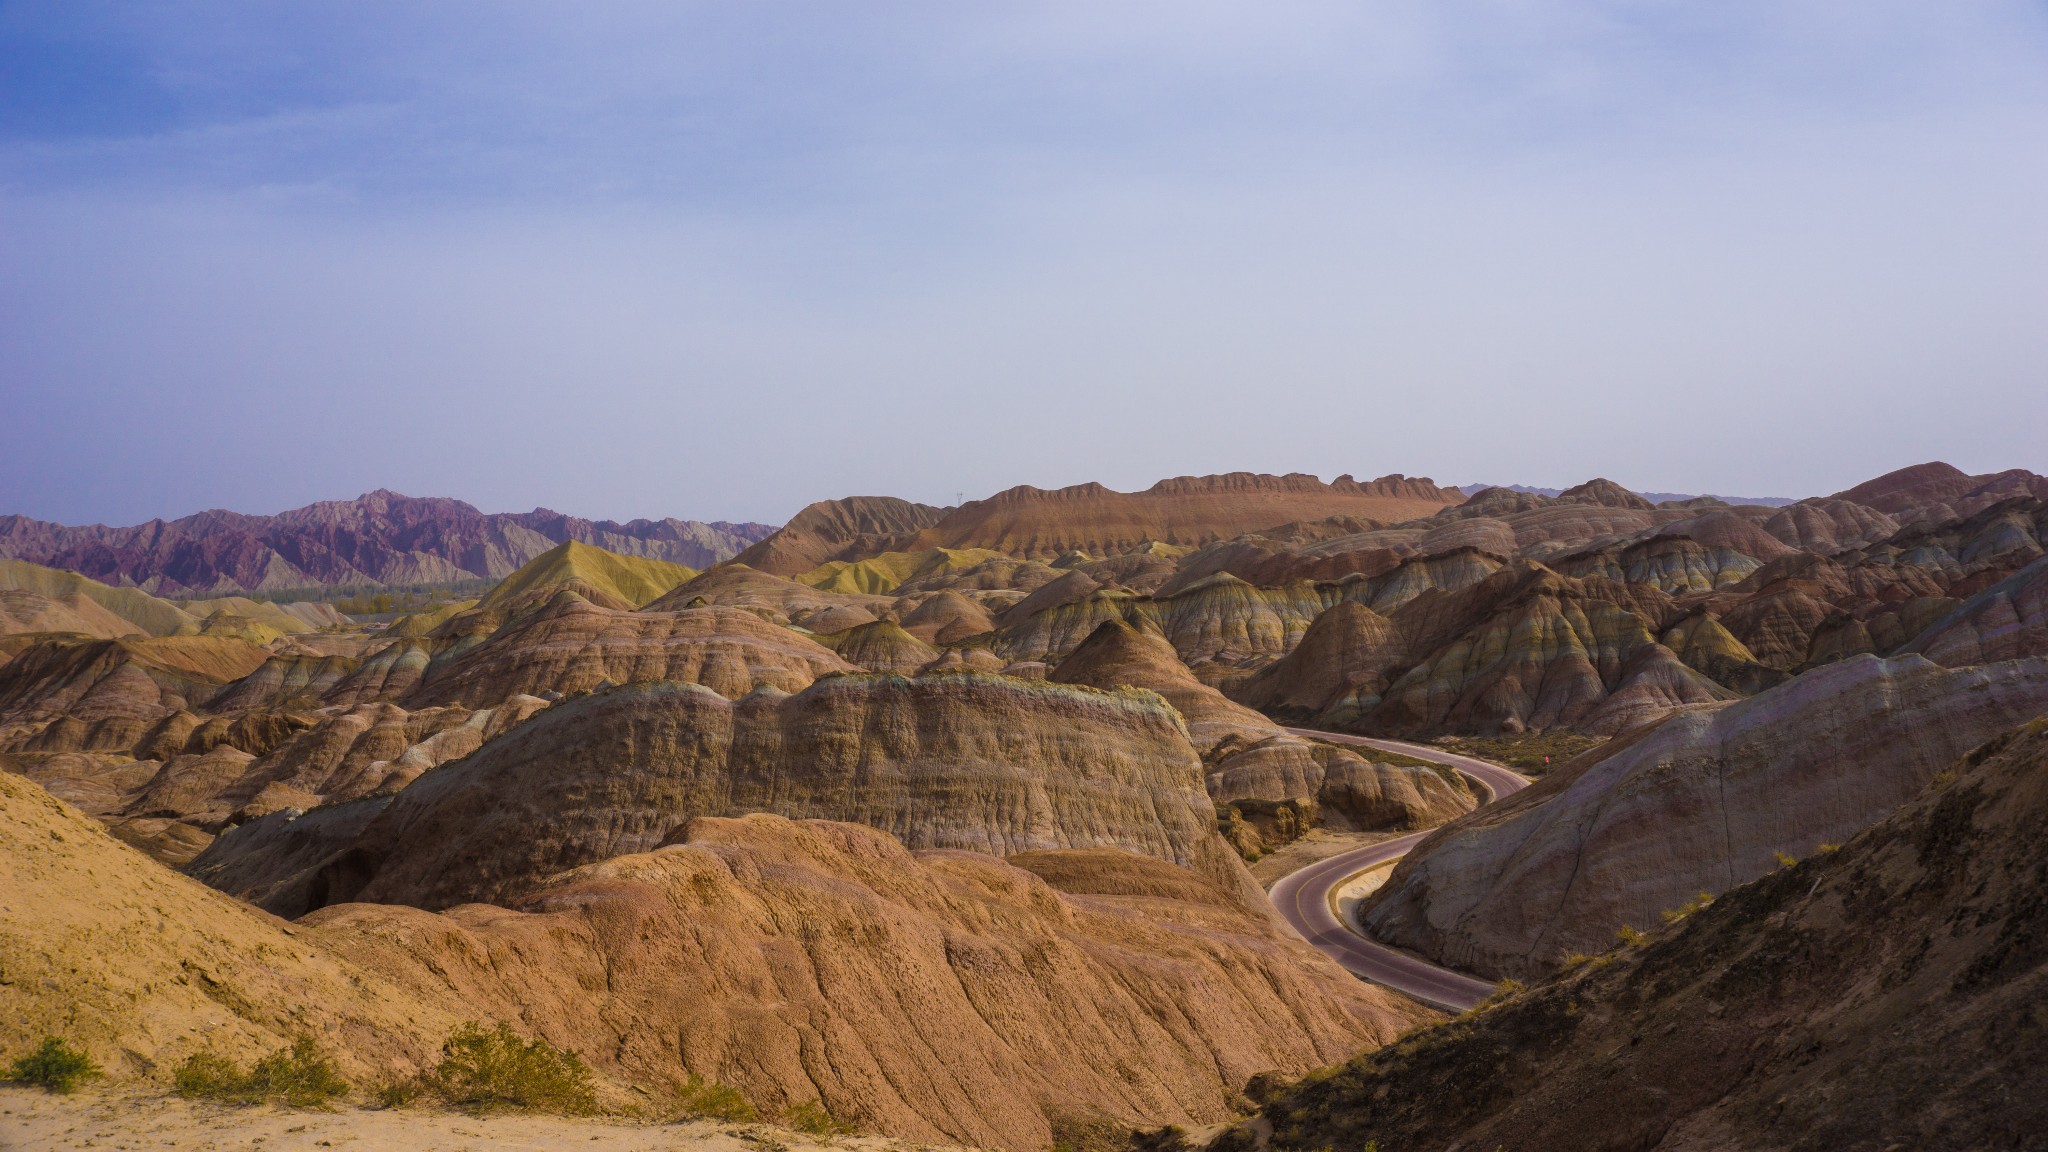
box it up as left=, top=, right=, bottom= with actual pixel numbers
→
left=0, top=1086, right=942, bottom=1152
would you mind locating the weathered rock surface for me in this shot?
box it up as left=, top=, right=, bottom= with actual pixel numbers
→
left=911, top=473, right=1461, bottom=560
left=1050, top=618, right=1280, bottom=751
left=897, top=589, right=997, bottom=644
left=0, top=490, right=772, bottom=594
left=6, top=770, right=1430, bottom=1148
left=643, top=563, right=894, bottom=629
left=1228, top=601, right=1400, bottom=722
left=0, top=770, right=466, bottom=1082
left=0, top=588, right=145, bottom=639
left=312, top=673, right=1261, bottom=915
left=817, top=620, right=939, bottom=674
left=1366, top=564, right=1724, bottom=736
left=1231, top=716, right=2048, bottom=1152
left=1204, top=738, right=1474, bottom=834
left=732, top=496, right=948, bottom=577
left=323, top=815, right=1431, bottom=1149
left=406, top=596, right=854, bottom=708
left=1362, top=654, right=2048, bottom=978
left=1904, top=555, right=2048, bottom=665
left=0, top=636, right=272, bottom=738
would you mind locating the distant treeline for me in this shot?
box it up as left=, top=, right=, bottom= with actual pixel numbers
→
left=181, top=579, right=497, bottom=613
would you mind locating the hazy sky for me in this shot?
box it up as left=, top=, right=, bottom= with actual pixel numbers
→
left=3, top=2, right=2045, bottom=526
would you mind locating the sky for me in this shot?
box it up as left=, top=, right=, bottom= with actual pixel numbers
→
left=2, top=2, right=2045, bottom=527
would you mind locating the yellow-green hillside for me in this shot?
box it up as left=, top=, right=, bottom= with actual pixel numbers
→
left=798, top=547, right=1012, bottom=595
left=476, top=540, right=699, bottom=613
left=382, top=598, right=481, bottom=637
left=180, top=595, right=344, bottom=635
left=0, top=560, right=197, bottom=637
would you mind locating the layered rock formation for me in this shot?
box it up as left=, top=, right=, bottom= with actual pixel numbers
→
left=405, top=596, right=855, bottom=708
left=0, top=559, right=344, bottom=639
left=910, top=473, right=1461, bottom=560
left=0, top=491, right=771, bottom=594
left=301, top=672, right=1260, bottom=915
left=732, top=496, right=948, bottom=577
left=1228, top=600, right=1401, bottom=722
left=323, top=815, right=1429, bottom=1148
left=5, top=769, right=1431, bottom=1148
left=815, top=620, right=939, bottom=674
left=1226, top=717, right=2048, bottom=1152
left=1361, top=654, right=2048, bottom=978
left=1903, top=555, right=2048, bottom=666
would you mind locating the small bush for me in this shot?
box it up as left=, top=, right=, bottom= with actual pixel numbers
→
left=1773, top=851, right=1798, bottom=869
left=672, top=1074, right=757, bottom=1123
left=375, top=1077, right=427, bottom=1109
left=1661, top=891, right=1716, bottom=924
left=173, top=1049, right=245, bottom=1100
left=431, top=1021, right=596, bottom=1115
left=9, top=1037, right=101, bottom=1094
left=174, top=1037, right=349, bottom=1108
left=1615, top=924, right=1649, bottom=947
left=783, top=1099, right=857, bottom=1137
left=1476, top=977, right=1526, bottom=1010
left=1819, top=842, right=1841, bottom=853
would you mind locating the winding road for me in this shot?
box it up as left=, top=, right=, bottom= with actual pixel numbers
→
left=1268, top=728, right=1530, bottom=1012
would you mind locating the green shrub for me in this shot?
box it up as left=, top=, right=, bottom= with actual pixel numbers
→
left=247, top=1037, right=351, bottom=1107
left=1661, top=891, right=1716, bottom=924
left=782, top=1099, right=856, bottom=1136
left=9, top=1037, right=101, bottom=1094
left=1615, top=924, right=1649, bottom=947
left=375, top=1077, right=427, bottom=1109
left=172, top=1049, right=245, bottom=1100
left=173, top=1037, right=349, bottom=1108
left=430, top=1022, right=596, bottom=1115
left=672, top=1074, right=757, bottom=1123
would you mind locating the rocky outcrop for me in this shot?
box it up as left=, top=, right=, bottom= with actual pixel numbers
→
left=1362, top=654, right=2048, bottom=978
left=1228, top=601, right=1401, bottom=722
left=732, top=496, right=948, bottom=576
left=5, top=769, right=1429, bottom=1147
left=2, top=561, right=193, bottom=635
left=643, top=563, right=893, bottom=629
left=1205, top=738, right=1474, bottom=834
left=0, top=491, right=772, bottom=595
left=796, top=547, right=1010, bottom=595
left=463, top=539, right=697, bottom=618
left=0, top=588, right=143, bottom=639
left=911, top=473, right=1461, bottom=560
left=897, top=589, right=996, bottom=644
left=406, top=596, right=855, bottom=708
left=1366, top=564, right=1719, bottom=736
left=1902, top=555, right=2048, bottom=666
left=818, top=620, right=938, bottom=674
left=1050, top=619, right=1280, bottom=751
left=311, top=672, right=1260, bottom=915
left=322, top=816, right=1430, bottom=1149
left=1231, top=717, right=2048, bottom=1152
left=0, top=636, right=272, bottom=731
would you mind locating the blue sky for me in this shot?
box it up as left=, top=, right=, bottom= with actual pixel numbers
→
left=3, top=2, right=2045, bottom=525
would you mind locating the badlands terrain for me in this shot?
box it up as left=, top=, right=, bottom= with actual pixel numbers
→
left=4, top=461, right=2048, bottom=1150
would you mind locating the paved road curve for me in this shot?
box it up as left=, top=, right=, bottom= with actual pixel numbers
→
left=1268, top=728, right=1531, bottom=1012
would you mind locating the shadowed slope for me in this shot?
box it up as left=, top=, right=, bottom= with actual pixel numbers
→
left=1225, top=716, right=2048, bottom=1152
left=1362, top=654, right=2048, bottom=978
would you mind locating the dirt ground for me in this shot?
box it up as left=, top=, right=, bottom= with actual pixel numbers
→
left=0, top=1087, right=947, bottom=1152
left=1247, top=829, right=1402, bottom=888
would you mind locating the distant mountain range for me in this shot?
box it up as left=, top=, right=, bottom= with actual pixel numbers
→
left=1458, top=483, right=1796, bottom=507
left=0, top=490, right=776, bottom=597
